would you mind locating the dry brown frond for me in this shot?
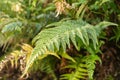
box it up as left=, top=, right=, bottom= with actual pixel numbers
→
left=54, top=0, right=71, bottom=17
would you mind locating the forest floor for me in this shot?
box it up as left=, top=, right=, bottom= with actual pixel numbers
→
left=94, top=41, right=120, bottom=80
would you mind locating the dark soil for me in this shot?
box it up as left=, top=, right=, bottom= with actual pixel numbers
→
left=94, top=42, right=120, bottom=80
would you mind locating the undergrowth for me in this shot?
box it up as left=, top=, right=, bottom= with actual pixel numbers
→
left=0, top=0, right=120, bottom=80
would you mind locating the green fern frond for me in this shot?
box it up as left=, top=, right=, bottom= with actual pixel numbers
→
left=23, top=19, right=117, bottom=76
left=84, top=55, right=101, bottom=79
left=61, top=63, right=88, bottom=80
left=60, top=56, right=88, bottom=80
left=0, top=20, right=23, bottom=48
left=60, top=55, right=101, bottom=80
left=1, top=21, right=23, bottom=33
left=94, top=21, right=118, bottom=36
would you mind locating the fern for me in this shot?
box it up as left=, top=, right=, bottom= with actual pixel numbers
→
left=22, top=19, right=117, bottom=76
left=61, top=64, right=88, bottom=80
left=1, top=21, right=23, bottom=33
left=0, top=43, right=33, bottom=79
left=60, top=56, right=88, bottom=80
left=60, top=55, right=101, bottom=80
left=85, top=55, right=101, bottom=79
left=110, top=26, right=120, bottom=43
left=30, top=56, right=58, bottom=80
left=0, top=19, right=23, bottom=48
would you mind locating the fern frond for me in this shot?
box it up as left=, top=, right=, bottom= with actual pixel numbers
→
left=23, top=19, right=117, bottom=76
left=0, top=43, right=33, bottom=79
left=61, top=63, right=88, bottom=80
left=1, top=21, right=23, bottom=33
left=61, top=55, right=101, bottom=80
left=84, top=55, right=101, bottom=79
left=0, top=18, right=23, bottom=48
left=60, top=56, right=88, bottom=80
